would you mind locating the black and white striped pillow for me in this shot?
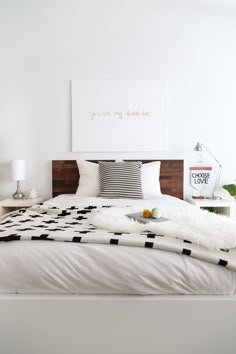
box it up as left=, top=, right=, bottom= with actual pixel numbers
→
left=98, top=161, right=143, bottom=199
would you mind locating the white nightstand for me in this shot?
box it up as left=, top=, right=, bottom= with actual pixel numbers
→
left=0, top=197, right=47, bottom=217
left=186, top=197, right=235, bottom=218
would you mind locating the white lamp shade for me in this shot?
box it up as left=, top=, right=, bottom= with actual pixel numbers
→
left=11, top=160, right=25, bottom=181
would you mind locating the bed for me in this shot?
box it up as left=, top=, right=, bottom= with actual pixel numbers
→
left=1, top=159, right=236, bottom=354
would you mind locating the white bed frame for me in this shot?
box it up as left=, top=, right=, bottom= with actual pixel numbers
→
left=1, top=294, right=236, bottom=354
left=2, top=160, right=235, bottom=353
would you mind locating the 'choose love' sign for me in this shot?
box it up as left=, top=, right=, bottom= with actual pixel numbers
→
left=190, top=166, right=212, bottom=185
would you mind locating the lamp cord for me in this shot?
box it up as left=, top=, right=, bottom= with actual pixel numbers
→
left=201, top=144, right=222, bottom=198
left=212, top=165, right=222, bottom=199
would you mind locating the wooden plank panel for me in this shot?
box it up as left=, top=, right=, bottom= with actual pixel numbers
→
left=52, top=160, right=184, bottom=199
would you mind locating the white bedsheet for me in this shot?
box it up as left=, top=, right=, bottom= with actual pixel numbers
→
left=0, top=195, right=235, bottom=295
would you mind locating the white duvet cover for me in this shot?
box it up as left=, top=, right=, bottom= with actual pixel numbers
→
left=0, top=195, right=235, bottom=295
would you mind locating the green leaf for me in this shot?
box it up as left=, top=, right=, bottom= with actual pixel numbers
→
left=201, top=207, right=220, bottom=214
left=223, top=184, right=236, bottom=197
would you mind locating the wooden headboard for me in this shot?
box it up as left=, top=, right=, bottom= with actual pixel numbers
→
left=52, top=160, right=184, bottom=199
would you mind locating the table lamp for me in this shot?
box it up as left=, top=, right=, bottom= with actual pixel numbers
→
left=11, top=160, right=25, bottom=199
left=193, top=142, right=222, bottom=200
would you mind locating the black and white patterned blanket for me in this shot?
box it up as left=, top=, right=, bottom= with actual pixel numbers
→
left=0, top=203, right=236, bottom=272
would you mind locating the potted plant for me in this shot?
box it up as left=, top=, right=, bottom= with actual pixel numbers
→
left=223, top=183, right=236, bottom=201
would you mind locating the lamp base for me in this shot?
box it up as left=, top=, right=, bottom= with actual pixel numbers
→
left=13, top=181, right=25, bottom=200
left=206, top=196, right=222, bottom=200
left=13, top=191, right=25, bottom=199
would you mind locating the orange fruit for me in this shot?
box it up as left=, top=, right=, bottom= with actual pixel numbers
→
left=143, top=209, right=152, bottom=218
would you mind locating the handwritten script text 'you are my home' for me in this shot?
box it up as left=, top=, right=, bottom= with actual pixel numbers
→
left=90, top=111, right=150, bottom=120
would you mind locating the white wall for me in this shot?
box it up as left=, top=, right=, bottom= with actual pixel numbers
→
left=0, top=0, right=236, bottom=199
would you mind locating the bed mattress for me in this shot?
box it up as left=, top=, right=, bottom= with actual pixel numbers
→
left=0, top=195, right=235, bottom=295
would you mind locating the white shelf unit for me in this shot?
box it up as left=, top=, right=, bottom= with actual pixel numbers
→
left=0, top=197, right=47, bottom=217
left=186, top=197, right=235, bottom=218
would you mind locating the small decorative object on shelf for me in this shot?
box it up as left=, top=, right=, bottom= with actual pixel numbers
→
left=223, top=182, right=236, bottom=201
left=29, top=188, right=38, bottom=199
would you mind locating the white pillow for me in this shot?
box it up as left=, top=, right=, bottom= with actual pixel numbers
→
left=76, top=160, right=100, bottom=196
left=141, top=161, right=162, bottom=198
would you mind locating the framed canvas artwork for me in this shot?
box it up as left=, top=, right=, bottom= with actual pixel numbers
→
left=71, top=80, right=168, bottom=152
